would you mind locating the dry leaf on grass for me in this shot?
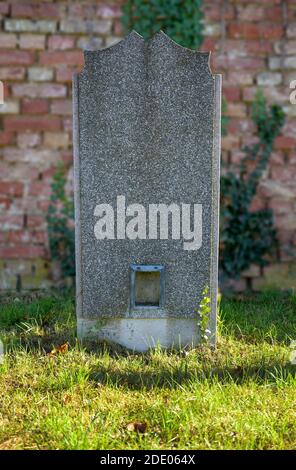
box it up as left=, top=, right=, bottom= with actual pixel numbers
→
left=47, top=343, right=69, bottom=357
left=126, top=422, right=147, bottom=433
left=62, top=394, right=71, bottom=405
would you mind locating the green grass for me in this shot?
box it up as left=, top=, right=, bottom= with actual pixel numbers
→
left=0, top=289, right=296, bottom=450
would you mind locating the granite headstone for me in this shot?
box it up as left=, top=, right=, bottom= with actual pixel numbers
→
left=73, top=31, right=221, bottom=351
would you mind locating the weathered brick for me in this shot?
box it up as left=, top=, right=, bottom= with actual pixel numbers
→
left=258, top=180, right=296, bottom=199
left=226, top=71, right=254, bottom=85
left=8, top=231, right=31, bottom=244
left=246, top=40, right=272, bottom=55
left=48, top=35, right=75, bottom=50
left=4, top=116, right=61, bottom=132
left=0, top=246, right=46, bottom=259
left=77, top=36, right=103, bottom=50
left=0, top=100, right=19, bottom=114
left=291, top=151, right=296, bottom=164
left=229, top=23, right=283, bottom=40
left=275, top=136, right=296, bottom=150
left=268, top=56, right=282, bottom=70
left=287, top=23, right=296, bottom=38
left=274, top=40, right=296, bottom=55
left=5, top=19, right=57, bottom=34
left=270, top=152, right=285, bottom=165
left=271, top=165, right=296, bottom=181
left=283, top=105, right=296, bottom=117
left=213, top=55, right=264, bottom=70
left=242, top=134, right=261, bottom=148
left=22, top=98, right=49, bottom=114
left=0, top=216, right=24, bottom=231
left=222, top=135, right=240, bottom=151
left=1, top=162, right=39, bottom=181
left=60, top=19, right=112, bottom=35
left=28, top=182, right=52, bottom=197
left=50, top=99, right=72, bottom=115
left=223, top=86, right=241, bottom=102
left=28, top=67, right=54, bottom=81
left=0, top=181, right=23, bottom=197
left=0, top=131, right=13, bottom=146
left=0, top=228, right=8, bottom=242
left=12, top=83, right=67, bottom=98
left=203, top=23, right=222, bottom=37
left=44, top=132, right=69, bottom=149
left=0, top=50, right=34, bottom=65
left=55, top=67, right=75, bottom=82
left=282, top=57, right=296, bottom=69
left=222, top=39, right=272, bottom=56
left=27, top=215, right=46, bottom=229
left=230, top=150, right=245, bottom=164
left=0, top=3, right=9, bottom=15
left=283, top=71, right=296, bottom=87
left=67, top=4, right=91, bottom=17
left=237, top=5, right=265, bottom=22
left=63, top=116, right=73, bottom=132
left=257, top=72, right=282, bottom=86
left=40, top=50, right=84, bottom=66
left=19, top=34, right=46, bottom=50
left=224, top=103, right=247, bottom=118
left=0, top=33, right=17, bottom=48
left=17, top=132, right=41, bottom=148
left=11, top=3, right=59, bottom=19
left=0, top=67, right=25, bottom=80
left=97, top=5, right=122, bottom=18
left=200, top=38, right=218, bottom=52
left=227, top=118, right=255, bottom=134
left=37, top=200, right=51, bottom=212
left=113, top=20, right=123, bottom=36
left=4, top=148, right=60, bottom=166
left=269, top=199, right=293, bottom=214
left=203, top=3, right=234, bottom=21
left=282, top=120, right=296, bottom=138
left=33, top=231, right=47, bottom=244
left=266, top=6, right=283, bottom=22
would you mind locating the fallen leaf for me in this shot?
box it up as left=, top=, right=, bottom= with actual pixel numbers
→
left=49, top=343, right=69, bottom=356
left=126, top=422, right=147, bottom=433
left=62, top=394, right=71, bottom=405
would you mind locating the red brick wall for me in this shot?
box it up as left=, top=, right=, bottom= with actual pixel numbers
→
left=0, top=0, right=295, bottom=290
left=201, top=0, right=296, bottom=289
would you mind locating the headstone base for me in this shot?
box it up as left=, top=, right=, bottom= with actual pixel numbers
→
left=77, top=317, right=202, bottom=352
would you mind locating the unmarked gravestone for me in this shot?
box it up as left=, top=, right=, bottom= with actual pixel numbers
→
left=73, top=31, right=221, bottom=351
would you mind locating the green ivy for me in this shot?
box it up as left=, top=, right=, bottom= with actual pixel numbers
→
left=46, top=165, right=75, bottom=282
left=121, top=0, right=204, bottom=49
left=196, top=285, right=211, bottom=344
left=220, top=91, right=285, bottom=280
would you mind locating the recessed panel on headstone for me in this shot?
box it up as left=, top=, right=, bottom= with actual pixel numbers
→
left=73, top=31, right=221, bottom=351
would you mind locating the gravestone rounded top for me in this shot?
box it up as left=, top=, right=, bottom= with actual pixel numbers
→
left=80, top=30, right=213, bottom=79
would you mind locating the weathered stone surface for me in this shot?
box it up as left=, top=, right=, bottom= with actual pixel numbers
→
left=73, top=31, right=221, bottom=350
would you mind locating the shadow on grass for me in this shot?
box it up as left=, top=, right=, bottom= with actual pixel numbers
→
left=1, top=289, right=296, bottom=391
left=87, top=360, right=296, bottom=390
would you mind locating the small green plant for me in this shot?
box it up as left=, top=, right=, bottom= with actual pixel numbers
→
left=220, top=91, right=285, bottom=280
left=196, top=286, right=211, bottom=344
left=46, top=164, right=75, bottom=282
left=121, top=0, right=204, bottom=50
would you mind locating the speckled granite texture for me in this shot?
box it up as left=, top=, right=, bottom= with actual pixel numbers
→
left=73, top=31, right=221, bottom=346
